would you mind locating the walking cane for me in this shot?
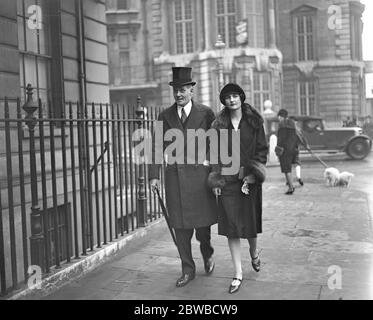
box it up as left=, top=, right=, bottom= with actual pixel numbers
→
left=154, top=185, right=178, bottom=247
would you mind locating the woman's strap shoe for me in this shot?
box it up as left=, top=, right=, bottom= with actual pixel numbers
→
left=228, top=278, right=242, bottom=294
left=285, top=187, right=295, bottom=195
left=251, top=255, right=261, bottom=272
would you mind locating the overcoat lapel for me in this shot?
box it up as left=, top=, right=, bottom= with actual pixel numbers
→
left=185, top=101, right=204, bottom=130
left=163, top=103, right=184, bottom=131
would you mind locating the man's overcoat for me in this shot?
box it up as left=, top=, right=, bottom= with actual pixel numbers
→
left=149, top=101, right=217, bottom=229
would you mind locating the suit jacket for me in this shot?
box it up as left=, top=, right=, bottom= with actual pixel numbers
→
left=148, top=101, right=217, bottom=229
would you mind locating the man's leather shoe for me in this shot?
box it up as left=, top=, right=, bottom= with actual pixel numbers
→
left=204, top=257, right=215, bottom=275
left=176, top=273, right=195, bottom=288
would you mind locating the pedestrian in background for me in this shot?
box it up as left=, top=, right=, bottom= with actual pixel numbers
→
left=207, top=83, right=268, bottom=294
left=291, top=121, right=309, bottom=187
left=275, top=109, right=306, bottom=195
left=149, top=67, right=217, bottom=288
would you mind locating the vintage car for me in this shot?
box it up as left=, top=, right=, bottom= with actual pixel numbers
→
left=265, top=115, right=372, bottom=160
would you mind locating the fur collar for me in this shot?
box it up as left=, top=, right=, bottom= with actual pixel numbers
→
left=211, top=103, right=264, bottom=130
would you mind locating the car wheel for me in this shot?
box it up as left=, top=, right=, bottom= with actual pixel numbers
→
left=346, top=138, right=371, bottom=160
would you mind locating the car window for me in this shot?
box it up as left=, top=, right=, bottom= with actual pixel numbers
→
left=303, top=120, right=322, bottom=132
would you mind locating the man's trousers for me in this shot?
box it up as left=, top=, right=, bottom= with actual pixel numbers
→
left=174, top=226, right=214, bottom=275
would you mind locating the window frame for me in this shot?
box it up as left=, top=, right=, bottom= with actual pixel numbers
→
left=117, top=0, right=129, bottom=10
left=246, top=0, right=265, bottom=48
left=173, top=0, right=195, bottom=54
left=215, top=0, right=238, bottom=48
left=17, top=0, right=63, bottom=118
left=118, top=32, right=131, bottom=85
left=297, top=79, right=317, bottom=116
left=252, top=71, right=271, bottom=113
left=291, top=6, right=317, bottom=62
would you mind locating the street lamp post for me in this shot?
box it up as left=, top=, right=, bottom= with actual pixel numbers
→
left=136, top=96, right=147, bottom=227
left=23, top=84, right=45, bottom=272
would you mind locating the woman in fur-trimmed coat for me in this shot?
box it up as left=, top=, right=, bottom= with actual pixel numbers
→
left=207, top=83, right=268, bottom=294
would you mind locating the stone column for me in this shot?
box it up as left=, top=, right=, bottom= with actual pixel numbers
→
left=203, top=0, right=211, bottom=50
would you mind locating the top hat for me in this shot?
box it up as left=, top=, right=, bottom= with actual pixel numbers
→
left=169, top=67, right=196, bottom=87
left=219, top=83, right=246, bottom=105
left=277, top=109, right=288, bottom=118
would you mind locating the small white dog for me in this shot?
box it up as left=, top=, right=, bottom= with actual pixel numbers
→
left=323, top=167, right=340, bottom=187
left=323, top=168, right=354, bottom=187
left=336, top=171, right=354, bottom=187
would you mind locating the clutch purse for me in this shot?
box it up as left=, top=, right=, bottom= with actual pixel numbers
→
left=275, top=146, right=284, bottom=156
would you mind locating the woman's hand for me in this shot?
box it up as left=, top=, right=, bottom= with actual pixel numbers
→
left=212, top=188, right=221, bottom=197
left=243, top=174, right=256, bottom=184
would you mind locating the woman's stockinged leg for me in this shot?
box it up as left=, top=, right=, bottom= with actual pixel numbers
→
left=228, top=238, right=242, bottom=280
left=248, top=237, right=257, bottom=259
left=285, top=172, right=293, bottom=189
left=248, top=237, right=261, bottom=272
left=285, top=172, right=295, bottom=194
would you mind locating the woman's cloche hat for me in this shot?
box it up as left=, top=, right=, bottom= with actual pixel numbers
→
left=219, top=83, right=246, bottom=105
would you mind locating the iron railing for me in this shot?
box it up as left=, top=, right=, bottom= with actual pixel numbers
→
left=0, top=90, right=165, bottom=297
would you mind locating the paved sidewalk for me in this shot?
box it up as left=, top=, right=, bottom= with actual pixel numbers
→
left=32, top=163, right=373, bottom=300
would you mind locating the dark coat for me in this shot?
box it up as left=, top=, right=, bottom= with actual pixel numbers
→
left=277, top=118, right=299, bottom=156
left=148, top=101, right=217, bottom=229
left=209, top=103, right=268, bottom=177
left=208, top=104, right=268, bottom=238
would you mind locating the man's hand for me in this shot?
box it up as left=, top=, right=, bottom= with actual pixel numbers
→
left=243, top=174, right=256, bottom=184
left=150, top=179, right=160, bottom=193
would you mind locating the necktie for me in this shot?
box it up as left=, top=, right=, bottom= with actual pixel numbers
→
left=180, top=107, right=187, bottom=124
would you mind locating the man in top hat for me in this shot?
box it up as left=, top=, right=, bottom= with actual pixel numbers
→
left=149, top=67, right=217, bottom=287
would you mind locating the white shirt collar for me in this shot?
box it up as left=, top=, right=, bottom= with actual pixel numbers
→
left=177, top=100, right=192, bottom=118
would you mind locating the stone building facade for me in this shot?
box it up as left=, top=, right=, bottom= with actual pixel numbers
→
left=0, top=0, right=109, bottom=112
left=106, top=0, right=159, bottom=108
left=107, top=0, right=283, bottom=114
left=277, top=0, right=366, bottom=125
left=107, top=0, right=366, bottom=124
